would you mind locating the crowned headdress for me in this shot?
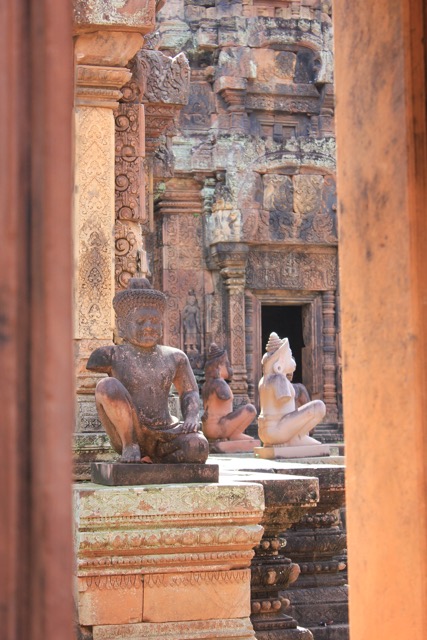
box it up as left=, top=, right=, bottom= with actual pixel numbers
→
left=113, top=278, right=167, bottom=320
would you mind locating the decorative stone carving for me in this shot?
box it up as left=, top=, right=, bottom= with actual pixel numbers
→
left=212, top=243, right=250, bottom=404
left=87, top=278, right=209, bottom=463
left=74, top=481, right=265, bottom=637
left=321, top=291, right=339, bottom=424
left=122, top=48, right=190, bottom=162
left=246, top=249, right=337, bottom=291
left=148, top=0, right=342, bottom=434
left=182, top=289, right=202, bottom=356
left=74, top=106, right=116, bottom=340
left=202, top=343, right=258, bottom=452
left=255, top=333, right=329, bottom=459
left=115, top=103, right=147, bottom=225
left=180, top=82, right=215, bottom=130
left=114, top=220, right=143, bottom=290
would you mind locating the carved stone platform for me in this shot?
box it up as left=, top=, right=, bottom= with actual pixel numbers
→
left=255, top=445, right=331, bottom=460
left=218, top=462, right=319, bottom=640
left=214, top=457, right=348, bottom=640
left=209, top=439, right=261, bottom=454
left=91, top=461, right=219, bottom=485
left=74, top=481, right=264, bottom=638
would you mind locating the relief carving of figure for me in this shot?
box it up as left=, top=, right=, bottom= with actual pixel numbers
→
left=257, top=333, right=326, bottom=452
left=182, top=290, right=201, bottom=355
left=86, top=278, right=209, bottom=464
left=202, top=344, right=259, bottom=452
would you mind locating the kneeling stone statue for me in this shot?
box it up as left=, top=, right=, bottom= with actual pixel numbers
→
left=87, top=278, right=209, bottom=465
left=254, top=332, right=330, bottom=459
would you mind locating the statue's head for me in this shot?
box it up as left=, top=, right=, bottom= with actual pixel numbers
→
left=187, top=289, right=197, bottom=305
left=113, top=278, right=167, bottom=348
left=205, top=343, right=233, bottom=381
left=262, top=332, right=296, bottom=376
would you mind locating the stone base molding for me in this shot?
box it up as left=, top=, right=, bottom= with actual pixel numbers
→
left=74, top=482, right=264, bottom=634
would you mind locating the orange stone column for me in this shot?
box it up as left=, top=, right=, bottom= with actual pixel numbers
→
left=0, top=1, right=74, bottom=638
left=333, top=1, right=427, bottom=638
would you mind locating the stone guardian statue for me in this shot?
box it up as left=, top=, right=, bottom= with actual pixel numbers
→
left=255, top=332, right=329, bottom=459
left=201, top=343, right=259, bottom=453
left=86, top=278, right=209, bottom=464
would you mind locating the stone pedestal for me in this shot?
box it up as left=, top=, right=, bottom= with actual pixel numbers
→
left=74, top=481, right=264, bottom=638
left=209, top=439, right=261, bottom=454
left=278, top=466, right=348, bottom=640
left=249, top=474, right=319, bottom=640
left=219, top=466, right=319, bottom=640
left=255, top=444, right=331, bottom=460
left=91, top=461, right=219, bottom=485
left=216, top=457, right=348, bottom=640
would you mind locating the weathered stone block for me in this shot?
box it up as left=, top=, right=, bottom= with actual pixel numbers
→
left=77, top=575, right=143, bottom=626
left=73, top=0, right=156, bottom=34
left=74, top=482, right=264, bottom=631
left=143, top=569, right=251, bottom=622
left=91, top=461, right=219, bottom=485
left=92, top=618, right=256, bottom=639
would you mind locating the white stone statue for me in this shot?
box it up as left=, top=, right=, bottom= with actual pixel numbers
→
left=255, top=333, right=329, bottom=459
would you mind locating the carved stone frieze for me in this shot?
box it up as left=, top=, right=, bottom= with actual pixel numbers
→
left=246, top=249, right=337, bottom=291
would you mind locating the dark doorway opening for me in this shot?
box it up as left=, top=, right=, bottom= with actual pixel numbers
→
left=261, top=305, right=304, bottom=383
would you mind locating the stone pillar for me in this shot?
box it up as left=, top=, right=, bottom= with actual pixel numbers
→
left=1, top=0, right=74, bottom=636
left=212, top=242, right=250, bottom=405
left=72, top=28, right=148, bottom=477
left=322, top=290, right=338, bottom=424
left=74, top=481, right=265, bottom=639
left=334, top=1, right=427, bottom=637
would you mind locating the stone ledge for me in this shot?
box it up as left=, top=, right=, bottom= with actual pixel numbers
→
left=92, top=617, right=256, bottom=639
left=91, top=461, right=219, bottom=485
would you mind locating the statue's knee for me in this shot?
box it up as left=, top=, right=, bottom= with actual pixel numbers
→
left=180, top=431, right=209, bottom=463
left=96, top=377, right=125, bottom=400
left=313, top=400, right=326, bottom=419
left=246, top=404, right=257, bottom=417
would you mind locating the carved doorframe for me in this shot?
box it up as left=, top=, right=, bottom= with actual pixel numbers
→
left=246, top=290, right=323, bottom=410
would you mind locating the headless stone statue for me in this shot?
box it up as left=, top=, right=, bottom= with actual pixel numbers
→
left=201, top=344, right=258, bottom=452
left=255, top=333, right=329, bottom=459
left=86, top=278, right=209, bottom=464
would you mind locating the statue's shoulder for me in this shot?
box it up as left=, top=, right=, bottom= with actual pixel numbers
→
left=159, top=345, right=188, bottom=361
left=86, top=345, right=116, bottom=371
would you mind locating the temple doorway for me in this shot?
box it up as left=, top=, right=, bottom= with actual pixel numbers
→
left=261, top=305, right=304, bottom=383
